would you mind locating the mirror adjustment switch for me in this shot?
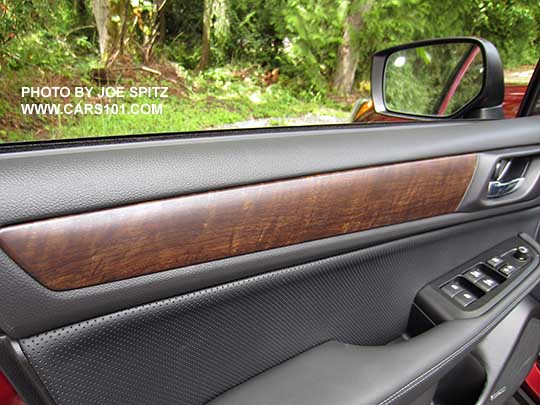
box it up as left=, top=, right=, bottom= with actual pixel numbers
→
left=476, top=277, right=498, bottom=293
left=464, top=268, right=485, bottom=284
left=454, top=291, right=477, bottom=308
left=486, top=256, right=505, bottom=269
left=513, top=246, right=530, bottom=262
left=499, top=264, right=517, bottom=278
left=441, top=281, right=463, bottom=298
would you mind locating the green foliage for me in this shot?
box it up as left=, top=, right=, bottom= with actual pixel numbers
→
left=226, top=0, right=285, bottom=66
left=144, top=0, right=540, bottom=90
left=2, top=0, right=538, bottom=77
left=276, top=0, right=349, bottom=94
left=1, top=0, right=96, bottom=71
left=163, top=0, right=202, bottom=63
left=1, top=0, right=539, bottom=143
left=469, top=0, right=539, bottom=67
left=162, top=37, right=201, bottom=69
left=356, top=0, right=540, bottom=79
left=1, top=0, right=61, bottom=44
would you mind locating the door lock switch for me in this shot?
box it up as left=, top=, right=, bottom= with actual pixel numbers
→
left=454, top=291, right=477, bottom=307
left=441, top=280, right=464, bottom=298
left=499, top=264, right=517, bottom=278
left=486, top=256, right=505, bottom=269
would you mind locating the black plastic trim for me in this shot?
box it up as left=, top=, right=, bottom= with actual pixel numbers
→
left=518, top=61, right=540, bottom=117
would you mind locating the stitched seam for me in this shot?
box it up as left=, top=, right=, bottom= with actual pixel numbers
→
left=381, top=305, right=515, bottom=404
left=378, top=282, right=536, bottom=405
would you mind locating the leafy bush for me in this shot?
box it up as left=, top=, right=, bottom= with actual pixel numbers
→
left=1, top=0, right=96, bottom=71
left=469, top=0, right=539, bottom=67
left=276, top=0, right=348, bottom=94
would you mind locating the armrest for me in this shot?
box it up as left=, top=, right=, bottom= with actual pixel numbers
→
left=210, top=236, right=540, bottom=405
left=209, top=321, right=475, bottom=405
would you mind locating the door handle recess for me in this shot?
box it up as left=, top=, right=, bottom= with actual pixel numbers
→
left=487, top=177, right=525, bottom=199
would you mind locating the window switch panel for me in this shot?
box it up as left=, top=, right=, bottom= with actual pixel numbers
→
left=420, top=237, right=537, bottom=316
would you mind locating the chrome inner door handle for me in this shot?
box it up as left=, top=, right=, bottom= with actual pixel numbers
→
left=487, top=177, right=525, bottom=199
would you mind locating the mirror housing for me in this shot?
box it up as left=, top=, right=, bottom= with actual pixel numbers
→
left=371, top=37, right=505, bottom=120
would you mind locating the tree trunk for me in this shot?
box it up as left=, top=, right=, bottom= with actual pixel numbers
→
left=197, top=0, right=212, bottom=71
left=92, top=0, right=128, bottom=65
left=332, top=0, right=373, bottom=95
left=158, top=0, right=166, bottom=45
left=117, top=0, right=130, bottom=57
left=92, top=0, right=110, bottom=61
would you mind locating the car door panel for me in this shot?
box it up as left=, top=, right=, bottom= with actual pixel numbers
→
left=1, top=116, right=540, bottom=405
left=11, top=226, right=540, bottom=405
left=0, top=154, right=476, bottom=290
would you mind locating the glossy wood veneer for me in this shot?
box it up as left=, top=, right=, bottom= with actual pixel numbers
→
left=0, top=154, right=476, bottom=290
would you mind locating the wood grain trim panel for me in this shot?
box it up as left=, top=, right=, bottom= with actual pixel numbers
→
left=0, top=154, right=476, bottom=290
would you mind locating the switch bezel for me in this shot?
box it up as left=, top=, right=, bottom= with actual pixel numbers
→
left=415, top=234, right=540, bottom=323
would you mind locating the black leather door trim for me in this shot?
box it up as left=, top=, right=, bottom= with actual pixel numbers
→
left=1, top=206, right=539, bottom=339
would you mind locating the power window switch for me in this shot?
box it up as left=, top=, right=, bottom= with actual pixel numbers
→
left=464, top=268, right=485, bottom=284
left=499, top=264, right=517, bottom=278
left=454, top=291, right=477, bottom=308
left=486, top=257, right=505, bottom=269
left=477, top=277, right=499, bottom=293
left=441, top=280, right=464, bottom=298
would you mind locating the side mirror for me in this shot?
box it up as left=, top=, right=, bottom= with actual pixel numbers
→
left=371, top=37, right=505, bottom=120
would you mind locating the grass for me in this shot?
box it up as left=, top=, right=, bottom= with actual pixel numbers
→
left=1, top=64, right=351, bottom=143
left=49, top=88, right=349, bottom=140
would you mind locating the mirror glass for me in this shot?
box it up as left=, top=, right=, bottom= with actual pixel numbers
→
left=383, top=43, right=485, bottom=117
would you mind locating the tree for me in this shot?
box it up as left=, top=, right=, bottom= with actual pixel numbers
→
left=91, top=0, right=131, bottom=65
left=198, top=0, right=212, bottom=70
left=158, top=0, right=166, bottom=45
left=92, top=0, right=167, bottom=66
left=332, top=0, right=373, bottom=95
left=92, top=0, right=110, bottom=60
left=197, top=0, right=229, bottom=71
left=133, top=0, right=168, bottom=63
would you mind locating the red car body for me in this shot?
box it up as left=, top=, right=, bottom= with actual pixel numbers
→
left=503, top=84, right=528, bottom=118
left=353, top=84, right=528, bottom=123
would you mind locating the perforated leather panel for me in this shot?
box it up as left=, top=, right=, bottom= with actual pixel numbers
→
left=20, top=237, right=438, bottom=405
left=18, top=219, right=535, bottom=405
